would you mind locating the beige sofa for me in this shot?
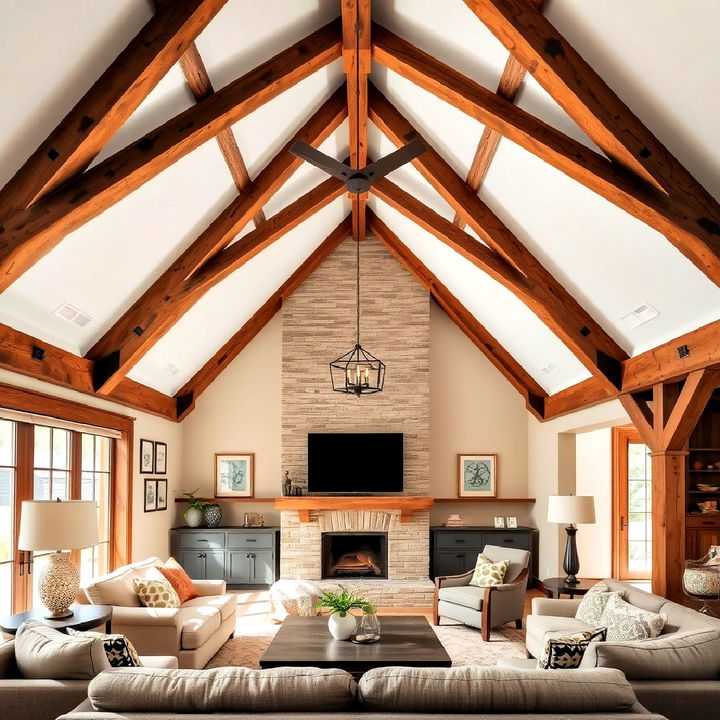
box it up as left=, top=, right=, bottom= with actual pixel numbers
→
left=81, top=556, right=237, bottom=669
left=524, top=579, right=720, bottom=720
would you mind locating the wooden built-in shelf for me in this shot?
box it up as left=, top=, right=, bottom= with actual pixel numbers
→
left=274, top=496, right=434, bottom=523
left=174, top=497, right=279, bottom=503
left=434, top=497, right=536, bottom=503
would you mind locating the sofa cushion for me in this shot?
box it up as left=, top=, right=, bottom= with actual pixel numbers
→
left=68, top=629, right=142, bottom=667
left=181, top=593, right=236, bottom=622
left=600, top=593, right=666, bottom=641
left=357, top=666, right=637, bottom=714
left=156, top=557, right=198, bottom=604
left=659, top=597, right=720, bottom=634
left=88, top=666, right=357, bottom=713
left=133, top=577, right=180, bottom=609
left=0, top=639, right=19, bottom=679
left=538, top=628, right=607, bottom=670
left=527, top=614, right=592, bottom=639
left=179, top=606, right=221, bottom=649
left=580, top=628, right=720, bottom=680
left=603, top=578, right=667, bottom=613
left=437, top=584, right=485, bottom=610
left=83, top=557, right=162, bottom=607
left=15, top=620, right=110, bottom=679
left=575, top=582, right=624, bottom=626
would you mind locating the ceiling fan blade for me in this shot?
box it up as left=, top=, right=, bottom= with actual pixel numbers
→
left=362, top=138, right=427, bottom=181
left=290, top=141, right=353, bottom=181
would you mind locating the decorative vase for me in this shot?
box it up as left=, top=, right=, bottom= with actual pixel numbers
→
left=39, top=552, right=79, bottom=618
left=185, top=506, right=203, bottom=528
left=356, top=611, right=381, bottom=643
left=203, top=503, right=222, bottom=528
left=693, top=460, right=705, bottom=470
left=328, top=611, right=357, bottom=640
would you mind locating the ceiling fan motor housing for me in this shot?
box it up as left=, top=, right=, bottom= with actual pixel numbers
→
left=346, top=173, right=372, bottom=194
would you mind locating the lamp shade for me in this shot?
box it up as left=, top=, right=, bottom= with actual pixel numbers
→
left=547, top=495, right=596, bottom=525
left=18, top=500, right=98, bottom=551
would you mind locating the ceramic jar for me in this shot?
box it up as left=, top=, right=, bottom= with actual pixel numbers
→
left=185, top=506, right=203, bottom=528
left=328, top=611, right=357, bottom=640
left=203, top=503, right=223, bottom=527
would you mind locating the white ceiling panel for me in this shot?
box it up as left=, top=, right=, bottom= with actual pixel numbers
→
left=128, top=197, right=351, bottom=395
left=369, top=198, right=591, bottom=394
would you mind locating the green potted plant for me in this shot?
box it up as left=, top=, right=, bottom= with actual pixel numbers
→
left=181, top=488, right=208, bottom=527
left=316, top=584, right=372, bottom=640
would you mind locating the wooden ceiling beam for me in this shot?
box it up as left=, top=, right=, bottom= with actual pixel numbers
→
left=368, top=210, right=546, bottom=419
left=371, top=23, right=720, bottom=286
left=175, top=217, right=352, bottom=420
left=369, top=85, right=627, bottom=382
left=89, top=177, right=345, bottom=396
left=0, top=0, right=228, bottom=215
left=454, top=0, right=546, bottom=229
left=86, top=88, right=346, bottom=383
left=0, top=20, right=342, bottom=293
left=370, top=177, right=624, bottom=391
left=342, top=0, right=371, bottom=242
left=0, top=323, right=176, bottom=420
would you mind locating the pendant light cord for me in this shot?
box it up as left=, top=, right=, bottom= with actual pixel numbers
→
left=356, top=232, right=360, bottom=347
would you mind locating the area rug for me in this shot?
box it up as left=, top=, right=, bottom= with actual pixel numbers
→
left=206, top=619, right=527, bottom=669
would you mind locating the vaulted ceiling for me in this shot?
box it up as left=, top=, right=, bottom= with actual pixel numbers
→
left=0, top=0, right=719, bottom=422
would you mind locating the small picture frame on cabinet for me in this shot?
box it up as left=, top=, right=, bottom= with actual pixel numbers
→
left=493, top=516, right=505, bottom=529
left=506, top=516, right=518, bottom=528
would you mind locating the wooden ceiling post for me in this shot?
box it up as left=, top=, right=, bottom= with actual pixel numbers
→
left=620, top=369, right=720, bottom=599
left=342, top=0, right=371, bottom=241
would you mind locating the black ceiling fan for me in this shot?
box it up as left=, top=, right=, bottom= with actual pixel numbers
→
left=289, top=137, right=427, bottom=194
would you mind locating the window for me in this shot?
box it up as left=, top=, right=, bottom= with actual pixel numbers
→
left=80, top=433, right=112, bottom=580
left=0, top=420, right=16, bottom=617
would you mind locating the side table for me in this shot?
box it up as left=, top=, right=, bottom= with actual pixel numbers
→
left=0, top=604, right=112, bottom=635
left=542, top=577, right=596, bottom=599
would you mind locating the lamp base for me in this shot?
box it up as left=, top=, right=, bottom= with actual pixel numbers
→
left=562, top=526, right=581, bottom=585
left=39, top=552, right=79, bottom=619
left=564, top=574, right=580, bottom=585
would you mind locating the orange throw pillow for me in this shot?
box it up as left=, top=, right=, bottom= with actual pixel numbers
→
left=157, top=557, right=198, bottom=604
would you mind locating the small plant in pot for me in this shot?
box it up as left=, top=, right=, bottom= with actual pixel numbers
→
left=316, top=585, right=372, bottom=640
left=181, top=489, right=208, bottom=528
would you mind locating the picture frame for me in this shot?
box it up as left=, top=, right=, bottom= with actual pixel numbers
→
left=154, top=441, right=167, bottom=474
left=144, top=479, right=157, bottom=512
left=156, top=479, right=167, bottom=511
left=458, top=454, right=497, bottom=497
left=493, top=516, right=505, bottom=529
left=139, top=439, right=154, bottom=474
left=506, top=516, right=518, bottom=529
left=215, top=453, right=254, bottom=498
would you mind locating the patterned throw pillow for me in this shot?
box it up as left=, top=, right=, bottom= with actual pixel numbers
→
left=469, top=554, right=509, bottom=587
left=156, top=557, right=198, bottom=604
left=537, top=628, right=607, bottom=669
left=68, top=629, right=142, bottom=667
left=575, top=582, right=625, bottom=625
left=599, top=593, right=666, bottom=641
left=133, top=576, right=180, bottom=608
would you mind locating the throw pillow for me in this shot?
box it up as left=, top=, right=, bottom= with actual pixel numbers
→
left=156, top=557, right=198, bottom=604
left=537, top=628, right=607, bottom=670
left=575, top=582, right=625, bottom=625
left=68, top=629, right=142, bottom=667
left=599, top=593, right=666, bottom=641
left=133, top=577, right=180, bottom=608
left=469, top=554, right=509, bottom=587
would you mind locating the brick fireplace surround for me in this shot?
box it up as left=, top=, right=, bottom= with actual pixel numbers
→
left=280, top=235, right=434, bottom=606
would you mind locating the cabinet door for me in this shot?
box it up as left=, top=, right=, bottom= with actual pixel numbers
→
left=696, top=529, right=720, bottom=557
left=179, top=551, right=207, bottom=580
left=205, top=550, right=225, bottom=580
left=227, top=552, right=250, bottom=583
left=686, top=530, right=697, bottom=560
left=249, top=551, right=274, bottom=584
left=435, top=551, right=477, bottom=578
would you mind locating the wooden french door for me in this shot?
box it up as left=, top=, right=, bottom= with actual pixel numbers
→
left=613, top=426, right=652, bottom=580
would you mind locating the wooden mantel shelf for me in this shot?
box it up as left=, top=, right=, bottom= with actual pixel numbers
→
left=274, top=496, right=434, bottom=523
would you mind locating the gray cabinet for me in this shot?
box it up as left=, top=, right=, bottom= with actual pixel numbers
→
left=171, top=527, right=279, bottom=586
left=431, top=527, right=539, bottom=585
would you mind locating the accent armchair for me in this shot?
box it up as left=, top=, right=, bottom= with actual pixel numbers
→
left=433, top=544, right=530, bottom=641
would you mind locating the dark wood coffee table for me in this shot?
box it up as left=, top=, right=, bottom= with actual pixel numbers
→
left=260, top=616, right=451, bottom=677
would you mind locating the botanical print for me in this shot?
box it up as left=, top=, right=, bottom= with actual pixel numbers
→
left=215, top=454, right=254, bottom=497
left=139, top=439, right=154, bottom=474
left=144, top=479, right=157, bottom=512
left=154, top=442, right=167, bottom=474
left=156, top=480, right=167, bottom=511
left=458, top=454, right=497, bottom=497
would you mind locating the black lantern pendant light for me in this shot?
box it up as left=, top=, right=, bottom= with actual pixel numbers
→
left=329, top=239, right=385, bottom=395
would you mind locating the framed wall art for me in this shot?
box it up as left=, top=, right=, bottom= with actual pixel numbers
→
left=156, top=479, right=167, bottom=511
left=144, top=479, right=157, bottom=512
left=154, top=441, right=167, bottom=474
left=139, top=439, right=154, bottom=474
left=215, top=453, right=254, bottom=498
left=458, top=454, right=497, bottom=497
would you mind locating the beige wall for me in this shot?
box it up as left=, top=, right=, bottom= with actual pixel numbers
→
left=0, top=369, right=183, bottom=563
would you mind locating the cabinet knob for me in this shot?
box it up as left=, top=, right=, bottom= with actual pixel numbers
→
left=454, top=539, right=466, bottom=543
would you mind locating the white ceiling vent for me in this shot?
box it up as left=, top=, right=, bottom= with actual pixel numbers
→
left=541, top=362, right=560, bottom=376
left=621, top=303, right=659, bottom=329
left=53, top=302, right=91, bottom=327
left=164, top=363, right=180, bottom=376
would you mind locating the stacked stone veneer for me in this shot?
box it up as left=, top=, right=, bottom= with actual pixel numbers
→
left=281, top=235, right=431, bottom=601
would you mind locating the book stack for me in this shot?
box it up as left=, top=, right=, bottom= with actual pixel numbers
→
left=443, top=513, right=464, bottom=527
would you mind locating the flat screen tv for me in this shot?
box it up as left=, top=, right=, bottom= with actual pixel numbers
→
left=307, top=433, right=403, bottom=495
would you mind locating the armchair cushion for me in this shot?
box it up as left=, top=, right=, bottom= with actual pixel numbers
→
left=469, top=554, right=509, bottom=587
left=438, top=584, right=485, bottom=610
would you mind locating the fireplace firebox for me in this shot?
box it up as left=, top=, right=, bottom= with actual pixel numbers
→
left=321, top=532, right=388, bottom=579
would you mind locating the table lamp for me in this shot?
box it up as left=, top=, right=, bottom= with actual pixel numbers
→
left=547, top=495, right=596, bottom=584
left=18, top=499, right=98, bottom=618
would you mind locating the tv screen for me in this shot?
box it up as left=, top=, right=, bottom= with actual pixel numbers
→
left=307, top=433, right=403, bottom=494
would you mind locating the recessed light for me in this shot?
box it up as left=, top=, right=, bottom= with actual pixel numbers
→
left=621, top=303, right=659, bottom=329
left=53, top=301, right=92, bottom=327
left=542, top=362, right=560, bottom=376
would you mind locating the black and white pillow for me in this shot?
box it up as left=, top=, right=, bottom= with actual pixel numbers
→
left=537, top=627, right=607, bottom=670
left=68, top=629, right=142, bottom=667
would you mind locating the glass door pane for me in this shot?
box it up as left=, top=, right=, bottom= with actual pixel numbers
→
left=0, top=420, right=16, bottom=615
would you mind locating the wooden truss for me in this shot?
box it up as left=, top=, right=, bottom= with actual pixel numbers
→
left=0, top=0, right=718, bottom=423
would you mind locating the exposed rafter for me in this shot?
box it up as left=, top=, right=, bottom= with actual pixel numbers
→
left=368, top=210, right=546, bottom=419
left=454, top=0, right=546, bottom=229
left=371, top=22, right=720, bottom=286
left=175, top=217, right=352, bottom=419
left=0, top=0, right=229, bottom=214
left=0, top=20, right=342, bottom=293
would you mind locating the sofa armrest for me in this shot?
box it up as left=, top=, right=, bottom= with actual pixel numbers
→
left=435, top=569, right=473, bottom=589
left=192, top=579, right=226, bottom=596
left=492, top=568, right=529, bottom=592
left=110, top=607, right=182, bottom=658
left=0, top=678, right=90, bottom=720
left=111, top=606, right=181, bottom=628
left=138, top=655, right=179, bottom=669
left=531, top=597, right=582, bottom=617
